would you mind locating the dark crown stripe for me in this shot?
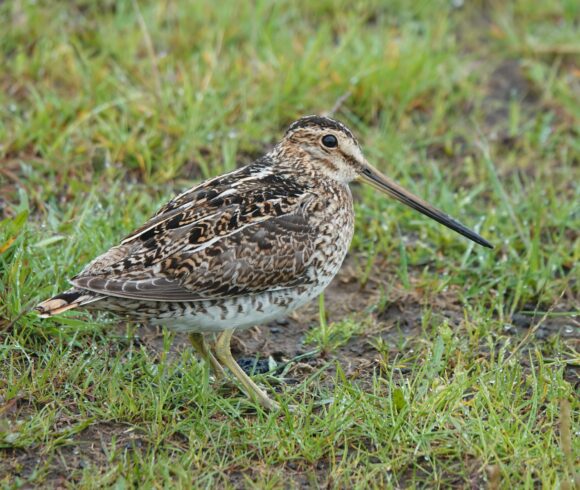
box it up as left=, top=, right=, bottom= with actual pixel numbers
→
left=286, top=115, right=355, bottom=141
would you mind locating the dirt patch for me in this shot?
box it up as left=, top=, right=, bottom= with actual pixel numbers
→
left=485, top=60, right=540, bottom=118
left=0, top=422, right=139, bottom=488
left=507, top=308, right=579, bottom=387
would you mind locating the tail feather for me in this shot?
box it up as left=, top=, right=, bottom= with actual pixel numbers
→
left=35, top=289, right=103, bottom=318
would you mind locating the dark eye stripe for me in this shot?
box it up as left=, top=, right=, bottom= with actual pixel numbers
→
left=322, top=134, right=338, bottom=148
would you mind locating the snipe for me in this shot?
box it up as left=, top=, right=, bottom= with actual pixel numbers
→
left=36, top=115, right=492, bottom=410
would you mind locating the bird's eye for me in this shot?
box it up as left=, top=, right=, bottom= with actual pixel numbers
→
left=321, top=134, right=338, bottom=148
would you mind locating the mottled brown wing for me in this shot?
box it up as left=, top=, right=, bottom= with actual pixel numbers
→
left=74, top=160, right=308, bottom=279
left=71, top=212, right=318, bottom=301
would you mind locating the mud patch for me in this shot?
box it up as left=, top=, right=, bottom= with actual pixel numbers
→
left=0, top=422, right=140, bottom=488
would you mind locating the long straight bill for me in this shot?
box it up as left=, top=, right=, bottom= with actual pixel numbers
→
left=359, top=163, right=493, bottom=248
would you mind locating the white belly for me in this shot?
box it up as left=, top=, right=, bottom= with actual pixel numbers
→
left=157, top=281, right=330, bottom=333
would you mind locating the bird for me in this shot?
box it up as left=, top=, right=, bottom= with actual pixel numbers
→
left=36, top=115, right=492, bottom=411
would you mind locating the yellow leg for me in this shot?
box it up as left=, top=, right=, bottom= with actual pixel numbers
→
left=189, top=333, right=226, bottom=380
left=214, top=329, right=279, bottom=411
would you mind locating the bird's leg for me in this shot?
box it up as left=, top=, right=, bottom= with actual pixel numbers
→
left=214, top=329, right=280, bottom=411
left=188, top=333, right=226, bottom=380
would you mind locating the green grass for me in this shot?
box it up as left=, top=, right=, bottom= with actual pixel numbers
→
left=1, top=0, right=578, bottom=487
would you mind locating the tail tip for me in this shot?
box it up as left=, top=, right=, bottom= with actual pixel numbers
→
left=35, top=298, right=74, bottom=317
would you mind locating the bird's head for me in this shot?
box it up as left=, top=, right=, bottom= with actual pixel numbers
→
left=283, top=115, right=364, bottom=183
left=281, top=115, right=492, bottom=248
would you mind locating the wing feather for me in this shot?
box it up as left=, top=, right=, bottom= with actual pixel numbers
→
left=71, top=161, right=319, bottom=302
left=72, top=212, right=317, bottom=302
